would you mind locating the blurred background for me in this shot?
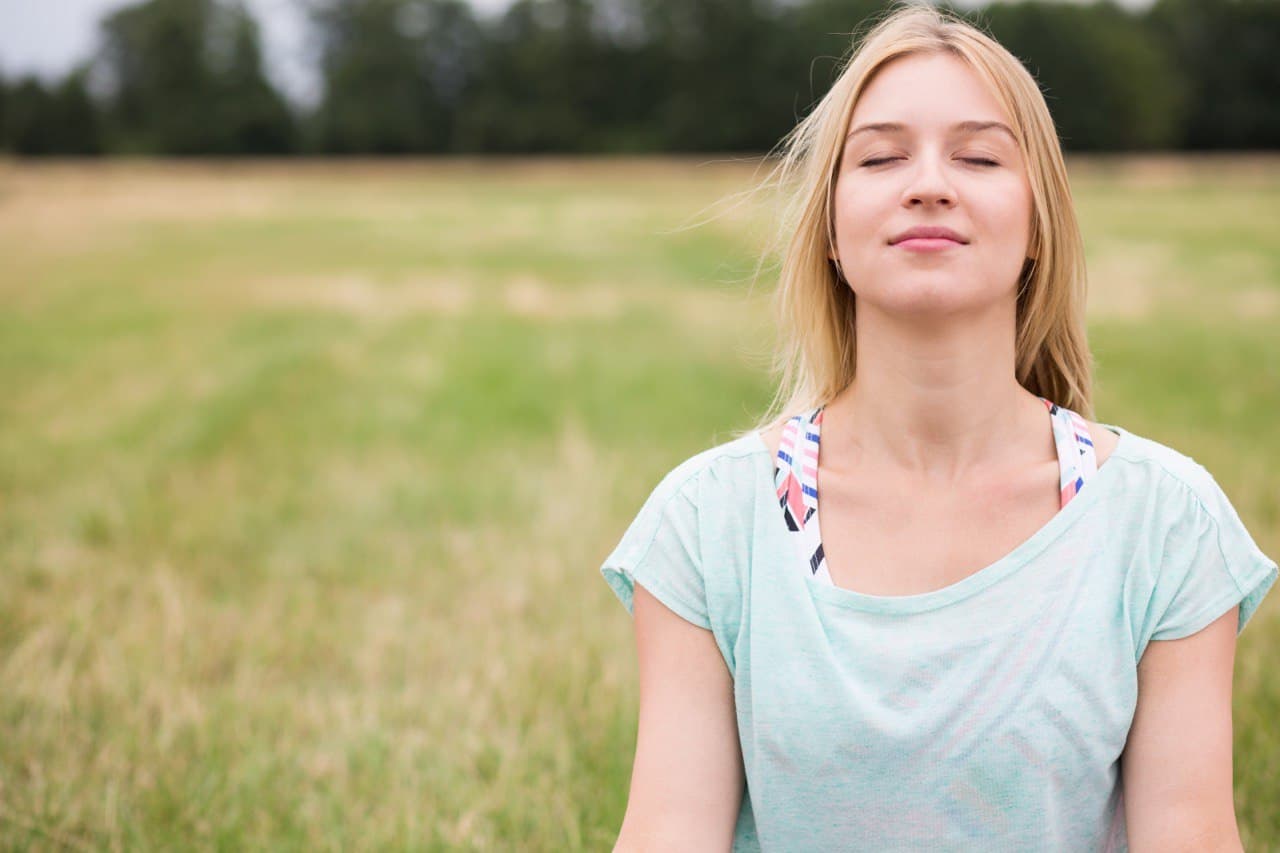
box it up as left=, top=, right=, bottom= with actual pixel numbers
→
left=1, top=0, right=1277, bottom=849
left=1, top=0, right=1278, bottom=154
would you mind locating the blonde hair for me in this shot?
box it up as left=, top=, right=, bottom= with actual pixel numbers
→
left=742, top=1, right=1096, bottom=438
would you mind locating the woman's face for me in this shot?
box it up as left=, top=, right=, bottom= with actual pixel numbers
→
left=831, top=52, right=1034, bottom=318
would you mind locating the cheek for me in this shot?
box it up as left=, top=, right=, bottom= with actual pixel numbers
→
left=830, top=182, right=876, bottom=240
left=1005, top=183, right=1036, bottom=233
left=974, top=186, right=1034, bottom=246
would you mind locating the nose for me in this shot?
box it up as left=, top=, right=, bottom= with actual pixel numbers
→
left=901, top=154, right=956, bottom=208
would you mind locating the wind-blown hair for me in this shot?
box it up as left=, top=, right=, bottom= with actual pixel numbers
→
left=743, top=1, right=1095, bottom=437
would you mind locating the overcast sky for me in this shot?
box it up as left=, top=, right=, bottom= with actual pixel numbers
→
left=0, top=0, right=1151, bottom=105
left=0, top=0, right=512, bottom=104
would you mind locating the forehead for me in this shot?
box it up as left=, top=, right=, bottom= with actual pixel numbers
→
left=847, top=53, right=1016, bottom=142
left=845, top=119, right=1018, bottom=145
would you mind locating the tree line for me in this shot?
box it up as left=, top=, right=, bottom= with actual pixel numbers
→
left=1, top=0, right=1276, bottom=156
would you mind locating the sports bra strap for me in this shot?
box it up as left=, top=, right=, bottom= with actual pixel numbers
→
left=1041, top=396, right=1097, bottom=507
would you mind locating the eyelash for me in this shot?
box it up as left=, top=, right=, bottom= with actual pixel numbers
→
left=859, top=157, right=999, bottom=168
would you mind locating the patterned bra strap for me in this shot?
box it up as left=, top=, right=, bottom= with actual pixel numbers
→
left=774, top=406, right=829, bottom=579
left=1039, top=396, right=1098, bottom=508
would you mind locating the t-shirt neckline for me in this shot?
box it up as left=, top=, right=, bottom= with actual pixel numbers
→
left=747, top=420, right=1135, bottom=614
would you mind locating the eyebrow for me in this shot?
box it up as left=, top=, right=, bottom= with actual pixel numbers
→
left=845, top=120, right=1017, bottom=142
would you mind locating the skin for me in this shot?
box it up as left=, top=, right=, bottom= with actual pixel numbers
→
left=616, top=51, right=1242, bottom=851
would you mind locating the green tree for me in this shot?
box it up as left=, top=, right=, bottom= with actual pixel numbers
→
left=212, top=6, right=299, bottom=152
left=977, top=0, right=1183, bottom=150
left=310, top=0, right=480, bottom=153
left=1147, top=0, right=1280, bottom=149
left=98, top=0, right=296, bottom=154
left=2, top=71, right=104, bottom=155
left=456, top=0, right=623, bottom=152
left=100, top=0, right=218, bottom=153
left=635, top=0, right=807, bottom=151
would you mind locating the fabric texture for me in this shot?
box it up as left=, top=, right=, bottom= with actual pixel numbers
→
left=599, top=415, right=1278, bottom=851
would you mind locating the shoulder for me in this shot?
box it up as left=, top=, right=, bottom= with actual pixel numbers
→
left=607, top=431, right=763, bottom=562
left=1093, top=422, right=1262, bottom=544
left=1111, top=423, right=1278, bottom=651
left=1083, top=418, right=1121, bottom=468
left=644, top=430, right=768, bottom=507
left=1095, top=421, right=1218, bottom=501
left=760, top=420, right=787, bottom=462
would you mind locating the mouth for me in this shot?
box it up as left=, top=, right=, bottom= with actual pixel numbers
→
left=894, top=237, right=964, bottom=252
left=889, top=226, right=968, bottom=246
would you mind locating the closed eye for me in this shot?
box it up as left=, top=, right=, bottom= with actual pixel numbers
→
left=858, top=157, right=1000, bottom=167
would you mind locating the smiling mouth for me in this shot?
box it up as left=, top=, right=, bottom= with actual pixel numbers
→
left=894, top=237, right=964, bottom=251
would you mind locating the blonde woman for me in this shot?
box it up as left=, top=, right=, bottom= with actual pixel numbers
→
left=599, top=3, right=1277, bottom=850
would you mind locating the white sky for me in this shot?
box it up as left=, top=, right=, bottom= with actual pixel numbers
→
left=0, top=0, right=1150, bottom=106
left=0, top=0, right=512, bottom=104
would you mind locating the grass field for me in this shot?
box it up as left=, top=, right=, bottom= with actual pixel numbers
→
left=1, top=155, right=1278, bottom=850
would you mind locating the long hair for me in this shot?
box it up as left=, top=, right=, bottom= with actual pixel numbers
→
left=740, top=1, right=1095, bottom=438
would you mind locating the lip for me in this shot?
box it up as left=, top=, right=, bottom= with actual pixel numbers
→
left=895, top=237, right=963, bottom=252
left=889, top=225, right=968, bottom=245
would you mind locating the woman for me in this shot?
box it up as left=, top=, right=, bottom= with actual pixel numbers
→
left=600, top=4, right=1277, bottom=850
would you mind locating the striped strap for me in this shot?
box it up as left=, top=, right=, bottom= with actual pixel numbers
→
left=1040, top=396, right=1097, bottom=508
left=774, top=407, right=830, bottom=580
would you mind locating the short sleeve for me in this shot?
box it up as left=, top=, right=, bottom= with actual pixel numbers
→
left=600, top=465, right=710, bottom=630
left=1146, top=464, right=1278, bottom=644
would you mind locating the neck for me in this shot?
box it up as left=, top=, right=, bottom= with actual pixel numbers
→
left=821, top=307, right=1049, bottom=485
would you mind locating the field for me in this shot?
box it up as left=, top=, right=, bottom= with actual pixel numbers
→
left=1, top=155, right=1278, bottom=849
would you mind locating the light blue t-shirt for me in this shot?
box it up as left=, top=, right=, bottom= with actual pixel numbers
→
left=600, top=422, right=1277, bottom=851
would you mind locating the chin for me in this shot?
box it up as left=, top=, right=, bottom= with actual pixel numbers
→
left=863, top=278, right=998, bottom=315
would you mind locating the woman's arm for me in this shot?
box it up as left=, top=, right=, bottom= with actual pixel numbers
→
left=613, top=582, right=745, bottom=853
left=1122, top=605, right=1244, bottom=852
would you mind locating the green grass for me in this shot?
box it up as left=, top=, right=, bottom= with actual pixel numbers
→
left=0, top=155, right=1277, bottom=849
